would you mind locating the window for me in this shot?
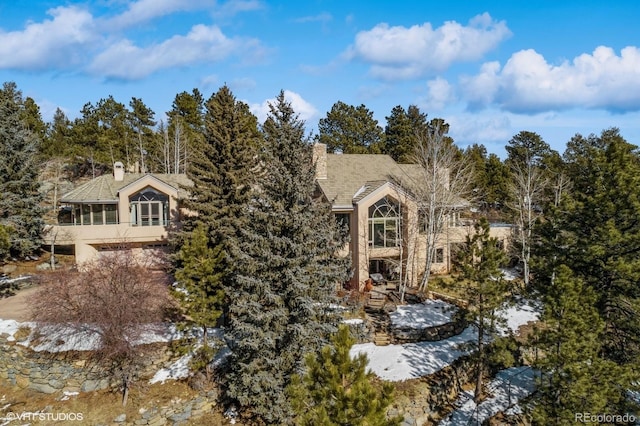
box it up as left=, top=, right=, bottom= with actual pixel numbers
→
left=81, top=204, right=91, bottom=226
left=368, top=197, right=401, bottom=248
left=92, top=204, right=103, bottom=225
left=104, top=204, right=118, bottom=224
left=73, top=204, right=118, bottom=225
left=435, top=248, right=444, bottom=263
left=335, top=213, right=351, bottom=235
left=129, top=187, right=169, bottom=226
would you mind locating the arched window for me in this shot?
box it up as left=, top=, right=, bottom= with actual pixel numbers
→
left=368, top=196, right=401, bottom=248
left=129, top=187, right=169, bottom=226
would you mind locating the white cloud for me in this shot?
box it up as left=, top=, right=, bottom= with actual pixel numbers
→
left=421, top=77, right=456, bottom=111
left=462, top=46, right=640, bottom=113
left=106, top=0, right=217, bottom=30
left=214, top=0, right=264, bottom=18
left=448, top=112, right=512, bottom=147
left=345, top=13, right=511, bottom=80
left=88, top=24, right=265, bottom=80
left=250, top=90, right=318, bottom=123
left=0, top=6, right=97, bottom=70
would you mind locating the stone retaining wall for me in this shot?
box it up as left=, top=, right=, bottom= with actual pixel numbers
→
left=0, top=334, right=171, bottom=394
left=391, top=314, right=467, bottom=343
left=391, top=355, right=476, bottom=426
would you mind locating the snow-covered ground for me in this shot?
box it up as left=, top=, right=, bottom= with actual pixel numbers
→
left=351, top=326, right=477, bottom=381
left=439, top=366, right=537, bottom=425
left=390, top=299, right=457, bottom=329
left=0, top=319, right=26, bottom=342
left=497, top=300, right=540, bottom=336
left=351, top=299, right=540, bottom=382
left=0, top=318, right=180, bottom=352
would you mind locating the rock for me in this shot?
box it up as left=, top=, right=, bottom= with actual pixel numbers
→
left=36, top=263, right=52, bottom=271
left=114, top=413, right=126, bottom=423
left=15, top=375, right=29, bottom=389
left=402, top=414, right=417, bottom=426
left=30, top=382, right=57, bottom=394
left=1, top=264, right=17, bottom=274
left=81, top=379, right=108, bottom=392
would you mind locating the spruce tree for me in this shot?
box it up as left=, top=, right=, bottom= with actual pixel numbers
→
left=225, top=92, right=349, bottom=424
left=172, top=223, right=225, bottom=374
left=531, top=265, right=629, bottom=424
left=289, top=325, right=401, bottom=426
left=174, top=85, right=261, bottom=376
left=454, top=217, right=509, bottom=402
left=0, top=82, right=43, bottom=258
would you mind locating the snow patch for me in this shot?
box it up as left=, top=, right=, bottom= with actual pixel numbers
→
left=390, top=299, right=457, bottom=329
left=352, top=300, right=540, bottom=381
left=497, top=300, right=540, bottom=336
left=351, top=326, right=477, bottom=381
left=342, top=318, right=364, bottom=325
left=150, top=354, right=192, bottom=384
left=439, top=367, right=536, bottom=425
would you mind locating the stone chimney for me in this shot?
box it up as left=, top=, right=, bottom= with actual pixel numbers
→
left=113, top=161, right=125, bottom=182
left=313, top=143, right=327, bottom=179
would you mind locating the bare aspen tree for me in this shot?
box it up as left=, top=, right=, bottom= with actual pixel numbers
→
left=508, top=162, right=547, bottom=286
left=410, top=124, right=474, bottom=292
left=505, top=131, right=552, bottom=287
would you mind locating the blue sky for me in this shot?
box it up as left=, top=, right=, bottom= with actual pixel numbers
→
left=2, top=0, right=640, bottom=156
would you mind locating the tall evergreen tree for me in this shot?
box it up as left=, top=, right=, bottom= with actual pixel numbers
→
left=172, top=222, right=225, bottom=374
left=531, top=265, right=629, bottom=424
left=554, top=128, right=640, bottom=364
left=0, top=82, right=43, bottom=258
left=225, top=92, right=349, bottom=424
left=317, top=101, right=384, bottom=154
left=454, top=218, right=509, bottom=402
left=289, top=325, right=401, bottom=426
left=383, top=104, right=428, bottom=163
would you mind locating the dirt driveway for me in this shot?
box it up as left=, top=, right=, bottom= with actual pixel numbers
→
left=0, top=285, right=39, bottom=321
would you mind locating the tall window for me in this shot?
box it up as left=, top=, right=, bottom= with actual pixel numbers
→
left=368, top=196, right=401, bottom=248
left=129, top=187, right=169, bottom=226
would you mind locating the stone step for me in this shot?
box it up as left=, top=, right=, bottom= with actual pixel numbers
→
left=374, top=332, right=391, bottom=346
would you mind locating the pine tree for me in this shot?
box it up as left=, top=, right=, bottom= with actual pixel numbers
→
left=0, top=82, right=43, bottom=258
left=531, top=265, right=629, bottom=424
left=225, top=92, right=350, bottom=424
left=289, top=325, right=401, bottom=426
left=317, top=101, right=384, bottom=154
left=454, top=217, right=509, bottom=402
left=557, top=128, right=640, bottom=364
left=383, top=104, right=428, bottom=163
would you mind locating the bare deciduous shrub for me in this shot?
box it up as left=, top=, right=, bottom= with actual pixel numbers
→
left=31, top=250, right=174, bottom=405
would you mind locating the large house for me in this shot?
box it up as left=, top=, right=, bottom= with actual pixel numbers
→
left=46, top=162, right=191, bottom=264
left=313, top=143, right=511, bottom=290
left=46, top=149, right=510, bottom=287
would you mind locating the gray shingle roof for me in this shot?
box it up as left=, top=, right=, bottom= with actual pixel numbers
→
left=317, top=154, right=423, bottom=208
left=60, top=173, right=192, bottom=203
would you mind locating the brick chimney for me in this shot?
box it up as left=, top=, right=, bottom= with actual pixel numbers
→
left=113, top=161, right=125, bottom=181
left=313, top=143, right=327, bottom=180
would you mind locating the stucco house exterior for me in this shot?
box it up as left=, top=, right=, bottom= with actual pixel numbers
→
left=312, top=143, right=511, bottom=290
left=46, top=148, right=510, bottom=283
left=45, top=162, right=191, bottom=265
